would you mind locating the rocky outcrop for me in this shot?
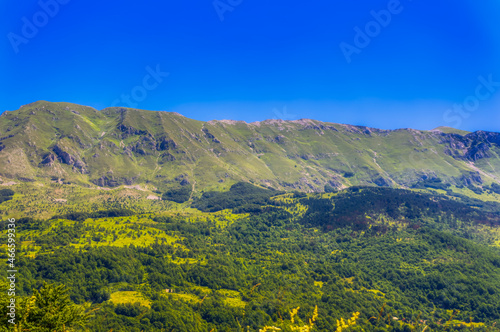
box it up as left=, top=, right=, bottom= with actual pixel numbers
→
left=156, top=137, right=177, bottom=151
left=53, top=145, right=76, bottom=165
left=92, top=175, right=120, bottom=188
left=465, top=142, right=491, bottom=161
left=441, top=131, right=500, bottom=162
left=40, top=153, right=56, bottom=166
left=202, top=128, right=220, bottom=143
left=457, top=171, right=483, bottom=186
left=117, top=124, right=149, bottom=138
left=52, top=145, right=87, bottom=173
left=373, top=177, right=390, bottom=187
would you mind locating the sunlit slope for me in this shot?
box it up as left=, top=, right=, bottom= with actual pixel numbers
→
left=1, top=101, right=499, bottom=192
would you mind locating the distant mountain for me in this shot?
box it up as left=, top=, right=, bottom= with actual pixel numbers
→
left=1, top=101, right=499, bottom=192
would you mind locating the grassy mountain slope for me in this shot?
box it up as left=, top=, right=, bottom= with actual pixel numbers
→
left=1, top=101, right=500, bottom=196
left=432, top=126, right=472, bottom=136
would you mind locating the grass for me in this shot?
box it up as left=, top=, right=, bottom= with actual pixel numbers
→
left=6, top=215, right=183, bottom=258
left=109, top=291, right=151, bottom=308
left=215, top=289, right=247, bottom=308
left=164, top=293, right=200, bottom=304
left=162, top=286, right=247, bottom=308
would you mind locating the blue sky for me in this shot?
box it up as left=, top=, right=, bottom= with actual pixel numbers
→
left=1, top=0, right=500, bottom=131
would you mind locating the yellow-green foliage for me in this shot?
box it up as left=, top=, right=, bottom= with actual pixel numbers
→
left=450, top=320, right=485, bottom=328
left=164, top=293, right=200, bottom=304
left=270, top=194, right=309, bottom=219
left=169, top=255, right=204, bottom=265
left=259, top=306, right=319, bottom=332
left=335, top=311, right=360, bottom=332
left=399, top=262, right=426, bottom=276
left=313, top=281, right=324, bottom=288
left=162, top=286, right=246, bottom=308
left=8, top=215, right=184, bottom=259
left=191, top=285, right=212, bottom=294
left=155, top=207, right=249, bottom=228
left=219, top=289, right=246, bottom=308
left=42, top=216, right=177, bottom=251
left=109, top=291, right=151, bottom=308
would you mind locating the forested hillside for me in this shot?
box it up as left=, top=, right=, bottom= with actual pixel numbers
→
left=2, top=183, right=500, bottom=331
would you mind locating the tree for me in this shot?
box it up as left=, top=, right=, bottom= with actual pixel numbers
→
left=0, top=281, right=93, bottom=332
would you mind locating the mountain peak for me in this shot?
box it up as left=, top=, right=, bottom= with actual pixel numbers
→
left=431, top=126, right=471, bottom=136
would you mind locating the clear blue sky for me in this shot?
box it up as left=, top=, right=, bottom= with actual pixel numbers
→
left=1, top=0, right=500, bottom=131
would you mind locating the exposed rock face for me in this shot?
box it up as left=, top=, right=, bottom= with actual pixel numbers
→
left=53, top=145, right=76, bottom=165
left=465, top=142, right=491, bottom=161
left=40, top=153, right=56, bottom=166
left=458, top=171, right=483, bottom=186
left=440, top=131, right=500, bottom=162
left=373, top=177, right=390, bottom=187
left=117, top=124, right=149, bottom=138
left=156, top=137, right=177, bottom=151
left=160, top=153, right=176, bottom=162
left=52, top=145, right=87, bottom=173
left=202, top=128, right=220, bottom=143
left=93, top=175, right=119, bottom=187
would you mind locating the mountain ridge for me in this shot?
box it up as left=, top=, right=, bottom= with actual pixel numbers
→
left=1, top=101, right=500, bottom=194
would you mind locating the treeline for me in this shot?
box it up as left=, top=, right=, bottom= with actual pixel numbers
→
left=162, top=186, right=192, bottom=203
left=299, top=186, right=500, bottom=232
left=192, top=182, right=283, bottom=212
left=51, top=208, right=135, bottom=221
left=0, top=188, right=14, bottom=203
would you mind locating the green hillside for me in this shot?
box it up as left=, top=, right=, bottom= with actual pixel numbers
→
left=2, top=101, right=500, bottom=331
left=1, top=101, right=500, bottom=195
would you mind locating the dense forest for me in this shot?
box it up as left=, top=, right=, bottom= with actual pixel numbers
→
left=2, top=185, right=500, bottom=331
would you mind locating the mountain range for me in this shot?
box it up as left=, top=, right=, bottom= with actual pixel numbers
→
left=1, top=100, right=499, bottom=194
